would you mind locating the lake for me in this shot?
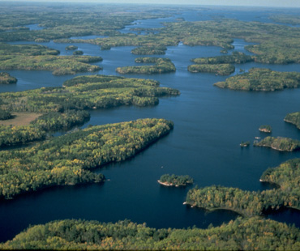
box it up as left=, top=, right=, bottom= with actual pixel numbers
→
left=1, top=6, right=300, bottom=243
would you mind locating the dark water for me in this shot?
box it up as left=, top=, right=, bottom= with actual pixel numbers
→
left=1, top=6, right=300, bottom=242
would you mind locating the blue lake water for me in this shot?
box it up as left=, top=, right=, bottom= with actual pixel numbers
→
left=1, top=6, right=300, bottom=243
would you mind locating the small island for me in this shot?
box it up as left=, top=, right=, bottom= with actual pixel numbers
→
left=259, top=125, right=272, bottom=133
left=158, top=174, right=193, bottom=187
left=66, top=45, right=78, bottom=50
left=254, top=136, right=300, bottom=151
left=240, top=141, right=250, bottom=147
left=0, top=72, right=17, bottom=85
left=73, top=50, right=84, bottom=55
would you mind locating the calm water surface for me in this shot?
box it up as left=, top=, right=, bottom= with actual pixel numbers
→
left=1, top=7, right=300, bottom=242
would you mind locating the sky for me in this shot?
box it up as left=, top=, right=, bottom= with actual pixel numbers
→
left=1, top=0, right=300, bottom=8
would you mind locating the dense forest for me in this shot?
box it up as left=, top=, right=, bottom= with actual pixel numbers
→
left=214, top=68, right=300, bottom=91
left=0, top=118, right=174, bottom=199
left=1, top=217, right=300, bottom=250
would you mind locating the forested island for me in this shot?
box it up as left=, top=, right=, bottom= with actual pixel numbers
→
left=0, top=118, right=174, bottom=199
left=259, top=125, right=272, bottom=133
left=131, top=45, right=167, bottom=55
left=0, top=75, right=179, bottom=146
left=188, top=63, right=235, bottom=75
left=254, top=136, right=300, bottom=152
left=1, top=217, right=300, bottom=250
left=158, top=174, right=193, bottom=187
left=284, top=112, right=300, bottom=129
left=0, top=44, right=102, bottom=75
left=214, top=68, right=300, bottom=91
left=116, top=57, right=176, bottom=74
left=0, top=72, right=17, bottom=85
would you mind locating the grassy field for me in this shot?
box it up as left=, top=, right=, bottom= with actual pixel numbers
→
left=0, top=112, right=42, bottom=126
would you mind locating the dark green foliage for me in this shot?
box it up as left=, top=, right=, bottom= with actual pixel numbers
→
left=254, top=136, right=300, bottom=151
left=0, top=72, right=17, bottom=84
left=0, top=118, right=174, bottom=199
left=2, top=217, right=300, bottom=250
left=214, top=68, right=300, bottom=91
left=159, top=174, right=193, bottom=186
left=116, top=57, right=176, bottom=74
left=188, top=63, right=235, bottom=75
left=284, top=112, right=300, bottom=129
left=0, top=108, right=13, bottom=120
left=73, top=50, right=84, bottom=55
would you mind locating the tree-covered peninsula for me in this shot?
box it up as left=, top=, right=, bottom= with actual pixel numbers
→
left=158, top=174, right=193, bottom=187
left=0, top=75, right=179, bottom=146
left=214, top=68, right=300, bottom=91
left=2, top=217, right=300, bottom=250
left=0, top=118, right=174, bottom=199
left=0, top=44, right=102, bottom=75
left=254, top=136, right=300, bottom=152
left=0, top=72, right=17, bottom=85
left=284, top=112, right=300, bottom=130
left=186, top=158, right=300, bottom=218
left=116, top=57, right=176, bottom=74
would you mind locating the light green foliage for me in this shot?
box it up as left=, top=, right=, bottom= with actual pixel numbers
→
left=284, top=112, right=300, bottom=129
left=116, top=57, right=176, bottom=74
left=254, top=136, right=300, bottom=151
left=1, top=217, right=300, bottom=250
left=0, top=118, right=174, bottom=199
left=214, top=68, right=300, bottom=91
